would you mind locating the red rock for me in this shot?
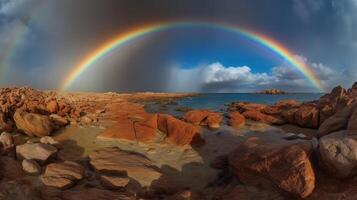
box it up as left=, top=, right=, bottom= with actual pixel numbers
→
left=158, top=114, right=203, bottom=146
left=242, top=110, right=285, bottom=125
left=230, top=102, right=267, bottom=113
left=318, top=103, right=357, bottom=137
left=347, top=108, right=357, bottom=132
left=275, top=99, right=301, bottom=109
left=100, top=176, right=130, bottom=189
left=13, top=109, right=54, bottom=137
left=280, top=108, right=298, bottom=124
left=184, top=110, right=222, bottom=129
left=294, top=105, right=319, bottom=128
left=210, top=155, right=228, bottom=169
left=227, top=112, right=245, bottom=128
left=228, top=138, right=315, bottom=198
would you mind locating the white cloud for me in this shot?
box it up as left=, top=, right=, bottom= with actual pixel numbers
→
left=171, top=55, right=339, bottom=92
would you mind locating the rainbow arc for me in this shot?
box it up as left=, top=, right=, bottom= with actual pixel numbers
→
left=60, top=22, right=324, bottom=92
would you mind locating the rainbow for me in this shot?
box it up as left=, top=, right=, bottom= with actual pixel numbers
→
left=60, top=22, right=324, bottom=92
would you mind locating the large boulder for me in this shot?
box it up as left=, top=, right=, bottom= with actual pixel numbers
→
left=184, top=110, right=222, bottom=129
left=16, top=143, right=57, bottom=163
left=41, top=161, right=84, bottom=189
left=318, top=104, right=356, bottom=137
left=0, top=132, right=14, bottom=154
left=242, top=110, right=285, bottom=125
left=294, top=105, right=319, bottom=128
left=99, top=113, right=202, bottom=146
left=13, top=109, right=54, bottom=137
left=228, top=138, right=315, bottom=198
left=318, top=131, right=357, bottom=178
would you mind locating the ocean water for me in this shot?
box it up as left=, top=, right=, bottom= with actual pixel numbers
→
left=175, top=93, right=325, bottom=111
left=145, top=93, right=325, bottom=116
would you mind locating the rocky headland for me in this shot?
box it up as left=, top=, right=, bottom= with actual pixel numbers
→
left=0, top=83, right=357, bottom=199
left=257, top=88, right=287, bottom=95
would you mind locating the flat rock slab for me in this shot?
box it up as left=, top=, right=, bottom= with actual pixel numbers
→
left=89, top=147, right=163, bottom=187
left=41, top=161, right=84, bottom=189
left=16, top=143, right=57, bottom=163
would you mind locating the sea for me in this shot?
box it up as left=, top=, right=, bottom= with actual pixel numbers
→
left=145, top=93, right=325, bottom=115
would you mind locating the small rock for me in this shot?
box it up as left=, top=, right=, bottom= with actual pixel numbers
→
left=0, top=132, right=14, bottom=151
left=50, top=114, right=68, bottom=126
left=80, top=116, right=92, bottom=124
left=22, top=159, right=41, bottom=175
left=16, top=143, right=57, bottom=163
left=100, top=176, right=130, bottom=189
left=40, top=136, right=59, bottom=145
left=41, top=161, right=85, bottom=189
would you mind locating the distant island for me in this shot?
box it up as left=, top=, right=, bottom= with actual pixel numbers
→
left=257, top=88, right=287, bottom=95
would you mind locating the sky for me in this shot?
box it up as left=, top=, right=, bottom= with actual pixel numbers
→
left=0, top=0, right=356, bottom=93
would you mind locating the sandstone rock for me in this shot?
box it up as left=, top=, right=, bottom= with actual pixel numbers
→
left=47, top=100, right=59, bottom=113
left=294, top=105, right=319, bottom=128
left=318, top=104, right=356, bottom=137
left=49, top=114, right=68, bottom=126
left=0, top=132, right=14, bottom=152
left=16, top=143, right=57, bottom=163
left=184, top=110, right=222, bottom=129
left=280, top=108, right=298, bottom=124
left=41, top=176, right=74, bottom=189
left=158, top=114, right=203, bottom=146
left=22, top=159, right=41, bottom=175
left=89, top=147, right=163, bottom=187
left=228, top=138, right=315, bottom=198
left=80, top=116, right=93, bottom=124
left=14, top=109, right=53, bottom=137
left=40, top=136, right=59, bottom=145
left=242, top=110, right=285, bottom=125
left=227, top=112, right=245, bottom=128
left=228, top=102, right=266, bottom=113
left=318, top=131, right=357, bottom=178
left=100, top=175, right=130, bottom=189
left=41, top=161, right=84, bottom=189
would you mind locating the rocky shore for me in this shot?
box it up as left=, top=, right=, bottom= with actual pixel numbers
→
left=0, top=83, right=357, bottom=199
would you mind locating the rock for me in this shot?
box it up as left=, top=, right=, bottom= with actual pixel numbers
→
left=62, top=188, right=132, bottom=200
left=41, top=161, right=84, bottom=189
left=14, top=109, right=54, bottom=137
left=0, top=132, right=14, bottom=152
left=318, top=104, right=356, bottom=137
left=318, top=131, right=357, bottom=178
left=294, top=105, right=319, bottom=128
left=184, top=110, right=222, bottom=129
left=228, top=138, right=315, bottom=198
left=47, top=100, right=59, bottom=113
left=100, top=176, right=130, bottom=189
left=347, top=108, right=357, bottom=132
left=242, top=110, right=285, bottom=125
left=41, top=176, right=74, bottom=189
left=227, top=112, right=245, bottom=128
left=0, top=180, right=42, bottom=200
left=275, top=99, right=301, bottom=109
left=49, top=114, right=68, bottom=126
left=228, top=102, right=266, bottom=113
left=40, top=136, right=59, bottom=145
left=80, top=116, right=93, bottom=124
left=89, top=147, right=163, bottom=187
left=22, top=159, right=41, bottom=175
left=210, top=155, right=228, bottom=169
left=16, top=143, right=57, bottom=163
left=280, top=108, right=298, bottom=124
left=258, top=88, right=287, bottom=95
left=158, top=114, right=203, bottom=146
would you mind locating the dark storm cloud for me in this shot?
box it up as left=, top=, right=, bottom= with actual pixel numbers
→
left=1, top=0, right=357, bottom=91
